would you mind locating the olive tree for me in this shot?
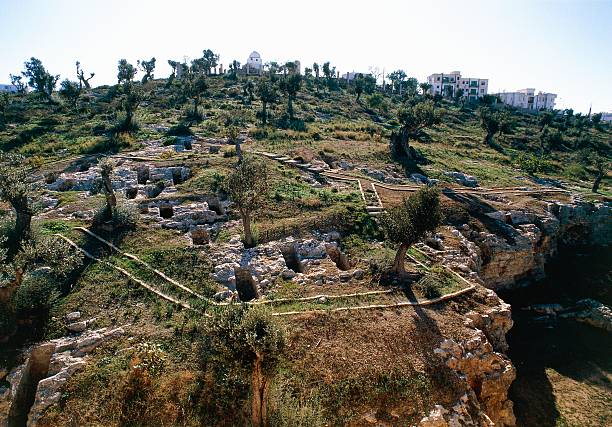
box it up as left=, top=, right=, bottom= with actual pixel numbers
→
left=9, top=74, right=27, bottom=94
left=379, top=187, right=442, bottom=274
left=179, top=63, right=208, bottom=120
left=201, top=49, right=220, bottom=75
left=0, top=93, right=9, bottom=127
left=99, top=158, right=117, bottom=215
left=224, top=156, right=270, bottom=248
left=0, top=234, right=81, bottom=304
left=419, top=82, right=432, bottom=96
left=0, top=153, right=82, bottom=310
left=137, top=57, right=156, bottom=83
left=202, top=306, right=286, bottom=427
left=354, top=73, right=376, bottom=102
left=76, top=61, right=95, bottom=89
left=590, top=153, right=609, bottom=193
left=116, top=59, right=141, bottom=132
left=0, top=153, right=35, bottom=254
left=278, top=74, right=302, bottom=120
left=59, top=79, right=81, bottom=108
left=256, top=79, right=278, bottom=125
left=478, top=107, right=500, bottom=146
left=390, top=100, right=441, bottom=160
left=21, top=57, right=59, bottom=101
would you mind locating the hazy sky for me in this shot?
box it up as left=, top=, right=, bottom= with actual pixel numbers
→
left=1, top=0, right=611, bottom=113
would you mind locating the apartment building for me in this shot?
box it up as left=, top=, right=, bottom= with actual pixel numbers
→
left=496, top=88, right=557, bottom=111
left=0, top=84, right=18, bottom=93
left=427, top=71, right=488, bottom=100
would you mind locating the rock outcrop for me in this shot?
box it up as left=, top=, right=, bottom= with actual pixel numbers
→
left=1, top=327, right=125, bottom=427
left=207, top=233, right=360, bottom=297
left=419, top=393, right=493, bottom=427
left=432, top=296, right=516, bottom=426
left=422, top=201, right=611, bottom=291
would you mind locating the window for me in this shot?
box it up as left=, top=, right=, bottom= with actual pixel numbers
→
left=480, top=89, right=484, bottom=93
left=436, top=77, right=440, bottom=81
left=481, top=81, right=485, bottom=85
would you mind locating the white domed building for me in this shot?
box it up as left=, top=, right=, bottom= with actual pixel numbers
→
left=245, top=51, right=263, bottom=74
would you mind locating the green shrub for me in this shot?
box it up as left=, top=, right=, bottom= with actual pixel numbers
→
left=93, top=202, right=139, bottom=231
left=515, top=153, right=554, bottom=175
left=223, top=148, right=236, bottom=158
left=13, top=275, right=59, bottom=317
left=162, top=136, right=179, bottom=146
left=251, top=127, right=269, bottom=140
left=166, top=123, right=192, bottom=136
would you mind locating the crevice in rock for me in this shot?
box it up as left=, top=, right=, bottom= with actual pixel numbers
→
left=7, top=343, right=55, bottom=427
left=171, top=169, right=183, bottom=185
left=125, top=187, right=138, bottom=199
left=136, top=166, right=150, bottom=185
left=281, top=245, right=304, bottom=273
left=159, top=204, right=174, bottom=219
left=235, top=267, right=259, bottom=302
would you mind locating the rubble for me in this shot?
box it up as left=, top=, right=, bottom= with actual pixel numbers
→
left=444, top=171, right=479, bottom=188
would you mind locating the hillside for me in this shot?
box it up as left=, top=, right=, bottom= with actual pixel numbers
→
left=0, top=68, right=611, bottom=427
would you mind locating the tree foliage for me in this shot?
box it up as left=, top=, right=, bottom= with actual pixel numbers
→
left=478, top=107, right=501, bottom=145
left=117, top=59, right=137, bottom=84
left=21, top=57, right=59, bottom=101
left=379, top=187, right=442, bottom=274
left=115, top=59, right=141, bottom=132
left=0, top=153, right=35, bottom=253
left=202, top=306, right=286, bottom=427
left=354, top=74, right=376, bottom=101
left=9, top=74, right=27, bottom=94
left=137, top=57, right=156, bottom=83
left=76, top=61, right=95, bottom=89
left=59, top=79, right=81, bottom=108
left=256, top=79, right=278, bottom=125
left=278, top=74, right=302, bottom=120
left=224, top=156, right=270, bottom=247
left=390, top=100, right=442, bottom=159
left=178, top=62, right=209, bottom=120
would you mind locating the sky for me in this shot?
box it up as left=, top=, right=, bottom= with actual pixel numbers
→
left=1, top=0, right=611, bottom=113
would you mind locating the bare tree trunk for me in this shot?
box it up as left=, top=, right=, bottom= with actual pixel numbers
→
left=592, top=172, right=603, bottom=193
left=251, top=353, right=268, bottom=427
left=235, top=140, right=243, bottom=163
left=14, top=200, right=32, bottom=244
left=243, top=213, right=254, bottom=247
left=102, top=175, right=116, bottom=213
left=262, top=101, right=267, bottom=125
left=287, top=96, right=294, bottom=120
left=392, top=243, right=408, bottom=274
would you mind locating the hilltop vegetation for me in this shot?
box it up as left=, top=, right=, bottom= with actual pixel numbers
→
left=1, top=56, right=610, bottom=194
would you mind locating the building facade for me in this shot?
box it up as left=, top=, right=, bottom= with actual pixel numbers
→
left=496, top=88, right=557, bottom=111
left=427, top=71, right=488, bottom=100
left=0, top=84, right=18, bottom=93
left=600, top=112, right=612, bottom=123
left=245, top=51, right=263, bottom=75
left=342, top=71, right=371, bottom=82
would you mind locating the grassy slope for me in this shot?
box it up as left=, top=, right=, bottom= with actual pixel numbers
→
left=1, top=76, right=610, bottom=425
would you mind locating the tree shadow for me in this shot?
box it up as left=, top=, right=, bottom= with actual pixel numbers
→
left=442, top=189, right=520, bottom=245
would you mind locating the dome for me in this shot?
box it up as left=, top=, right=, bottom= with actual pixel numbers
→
left=249, top=51, right=261, bottom=59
